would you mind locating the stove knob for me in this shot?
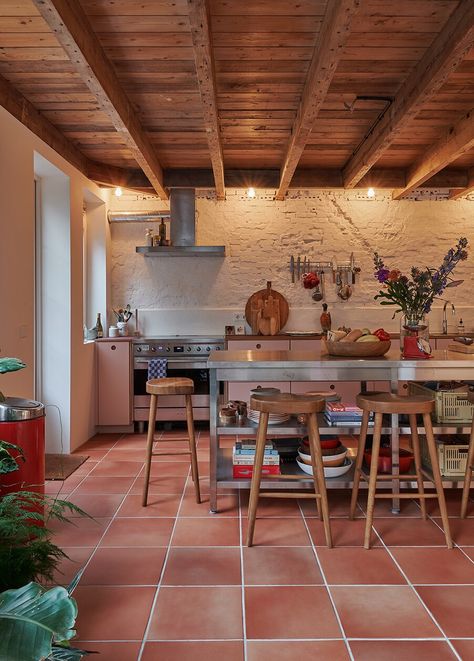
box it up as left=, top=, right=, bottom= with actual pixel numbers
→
left=187, top=346, right=192, bottom=351
left=151, top=347, right=156, bottom=352
left=206, top=347, right=211, bottom=352
left=196, top=346, right=201, bottom=352
left=136, top=347, right=142, bottom=352
left=166, top=346, right=171, bottom=352
left=216, top=346, right=221, bottom=350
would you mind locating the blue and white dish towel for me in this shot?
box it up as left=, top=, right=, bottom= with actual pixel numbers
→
left=148, top=358, right=168, bottom=380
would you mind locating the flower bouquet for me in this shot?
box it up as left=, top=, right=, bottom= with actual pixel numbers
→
left=373, top=238, right=468, bottom=356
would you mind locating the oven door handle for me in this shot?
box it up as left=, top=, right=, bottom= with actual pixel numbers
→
left=134, top=359, right=209, bottom=370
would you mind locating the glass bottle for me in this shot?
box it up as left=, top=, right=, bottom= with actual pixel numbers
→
left=159, top=218, right=166, bottom=246
left=320, top=303, right=331, bottom=334
left=96, top=313, right=103, bottom=339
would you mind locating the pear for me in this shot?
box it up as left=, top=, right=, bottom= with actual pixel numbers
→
left=361, top=328, right=371, bottom=336
left=356, top=334, right=380, bottom=343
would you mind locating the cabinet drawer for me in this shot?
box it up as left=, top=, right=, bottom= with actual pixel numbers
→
left=289, top=339, right=321, bottom=351
left=228, top=381, right=289, bottom=405
left=227, top=339, right=290, bottom=351
left=290, top=380, right=361, bottom=405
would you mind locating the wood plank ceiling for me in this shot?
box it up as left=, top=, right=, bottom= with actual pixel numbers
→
left=0, top=0, right=473, bottom=199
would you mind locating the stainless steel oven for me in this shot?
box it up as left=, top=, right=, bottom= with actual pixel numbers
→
left=133, top=337, right=224, bottom=429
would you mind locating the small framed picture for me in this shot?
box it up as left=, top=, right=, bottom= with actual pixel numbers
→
left=225, top=325, right=235, bottom=335
left=235, top=324, right=246, bottom=335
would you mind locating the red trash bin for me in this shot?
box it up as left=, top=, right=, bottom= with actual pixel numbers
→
left=0, top=397, right=45, bottom=495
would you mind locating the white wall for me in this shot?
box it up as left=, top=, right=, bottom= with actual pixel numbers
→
left=0, top=106, right=107, bottom=452
left=109, top=189, right=474, bottom=335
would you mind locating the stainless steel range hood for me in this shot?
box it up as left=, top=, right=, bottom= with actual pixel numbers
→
left=135, top=188, right=225, bottom=257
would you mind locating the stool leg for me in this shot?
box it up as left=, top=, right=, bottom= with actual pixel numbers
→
left=185, top=394, right=201, bottom=504
left=350, top=409, right=369, bottom=519
left=307, top=412, right=332, bottom=548
left=409, top=413, right=426, bottom=519
left=142, top=393, right=157, bottom=507
left=461, top=420, right=474, bottom=518
left=423, top=413, right=453, bottom=549
left=247, top=411, right=269, bottom=547
left=364, top=411, right=382, bottom=549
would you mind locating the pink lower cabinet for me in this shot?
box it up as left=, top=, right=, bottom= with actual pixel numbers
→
left=290, top=380, right=361, bottom=405
left=97, top=340, right=132, bottom=426
left=228, top=381, right=289, bottom=405
left=227, top=339, right=290, bottom=351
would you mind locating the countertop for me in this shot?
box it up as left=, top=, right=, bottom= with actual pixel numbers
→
left=225, top=332, right=473, bottom=340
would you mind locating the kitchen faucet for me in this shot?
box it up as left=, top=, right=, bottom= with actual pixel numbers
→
left=442, top=301, right=455, bottom=334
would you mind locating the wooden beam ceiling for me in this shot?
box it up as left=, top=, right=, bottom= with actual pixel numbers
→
left=393, top=109, right=474, bottom=199
left=188, top=0, right=225, bottom=200
left=274, top=0, right=360, bottom=201
left=32, top=0, right=168, bottom=200
left=449, top=167, right=474, bottom=200
left=343, top=0, right=474, bottom=189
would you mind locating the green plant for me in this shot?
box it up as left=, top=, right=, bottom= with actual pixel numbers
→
left=0, top=357, right=26, bottom=402
left=0, top=574, right=91, bottom=660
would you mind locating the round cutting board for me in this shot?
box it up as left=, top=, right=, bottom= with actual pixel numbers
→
left=245, top=282, right=289, bottom=332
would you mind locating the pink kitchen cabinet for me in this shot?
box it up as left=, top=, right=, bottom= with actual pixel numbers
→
left=227, top=339, right=290, bottom=351
left=228, top=381, right=289, bottom=405
left=97, top=340, right=132, bottom=426
left=290, top=380, right=361, bottom=404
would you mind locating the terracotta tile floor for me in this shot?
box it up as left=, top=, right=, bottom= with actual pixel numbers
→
left=47, top=430, right=474, bottom=660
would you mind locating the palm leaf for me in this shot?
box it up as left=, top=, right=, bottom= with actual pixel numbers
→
left=48, top=644, right=94, bottom=660
left=0, top=582, right=78, bottom=661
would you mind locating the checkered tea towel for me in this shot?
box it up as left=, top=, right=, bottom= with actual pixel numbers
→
left=147, top=358, right=168, bottom=380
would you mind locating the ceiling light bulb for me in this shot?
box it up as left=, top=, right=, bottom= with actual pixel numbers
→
left=367, top=187, right=375, bottom=199
left=114, top=186, right=123, bottom=197
left=247, top=187, right=256, bottom=198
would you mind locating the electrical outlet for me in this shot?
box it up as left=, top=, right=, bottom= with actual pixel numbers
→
left=233, top=313, right=245, bottom=324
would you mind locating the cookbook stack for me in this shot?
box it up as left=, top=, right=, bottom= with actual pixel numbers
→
left=232, top=441, right=281, bottom=478
left=324, top=401, right=373, bottom=426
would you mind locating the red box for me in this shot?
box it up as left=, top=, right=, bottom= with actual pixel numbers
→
left=232, top=464, right=281, bottom=479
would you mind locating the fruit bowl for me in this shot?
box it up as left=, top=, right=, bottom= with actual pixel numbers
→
left=364, top=447, right=414, bottom=474
left=298, top=446, right=347, bottom=467
left=325, top=339, right=391, bottom=357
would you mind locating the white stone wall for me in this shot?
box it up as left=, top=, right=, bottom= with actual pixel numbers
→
left=109, top=189, right=474, bottom=335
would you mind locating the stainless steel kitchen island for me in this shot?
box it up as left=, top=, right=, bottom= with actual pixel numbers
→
left=207, top=348, right=474, bottom=513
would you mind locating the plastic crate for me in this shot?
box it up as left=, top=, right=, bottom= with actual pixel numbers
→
left=420, top=435, right=470, bottom=477
left=408, top=381, right=474, bottom=424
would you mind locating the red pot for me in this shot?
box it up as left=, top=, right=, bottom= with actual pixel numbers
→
left=363, top=448, right=413, bottom=474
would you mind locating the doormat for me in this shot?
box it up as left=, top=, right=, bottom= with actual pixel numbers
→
left=45, top=454, right=89, bottom=480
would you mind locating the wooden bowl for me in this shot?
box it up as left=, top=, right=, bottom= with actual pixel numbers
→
left=325, top=339, right=391, bottom=357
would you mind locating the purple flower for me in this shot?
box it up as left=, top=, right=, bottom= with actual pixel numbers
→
left=376, top=268, right=390, bottom=283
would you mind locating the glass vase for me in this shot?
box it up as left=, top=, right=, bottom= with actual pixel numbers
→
left=400, top=313, right=429, bottom=353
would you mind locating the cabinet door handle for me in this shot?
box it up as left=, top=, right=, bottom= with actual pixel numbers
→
left=256, top=343, right=261, bottom=349
left=330, top=384, right=335, bottom=390
left=111, top=345, right=116, bottom=351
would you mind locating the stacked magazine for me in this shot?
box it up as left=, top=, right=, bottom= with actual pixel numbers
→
left=324, top=401, right=374, bottom=427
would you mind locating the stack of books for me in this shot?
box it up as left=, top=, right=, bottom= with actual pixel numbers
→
left=232, top=441, right=281, bottom=478
left=324, top=401, right=373, bottom=427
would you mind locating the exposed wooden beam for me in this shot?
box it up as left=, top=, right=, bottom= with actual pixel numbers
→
left=275, top=0, right=360, bottom=200
left=33, top=0, right=168, bottom=200
left=449, top=167, right=474, bottom=200
left=343, top=0, right=474, bottom=188
left=86, top=161, right=154, bottom=193
left=187, top=0, right=225, bottom=200
left=0, top=71, right=88, bottom=174
left=393, top=109, right=474, bottom=199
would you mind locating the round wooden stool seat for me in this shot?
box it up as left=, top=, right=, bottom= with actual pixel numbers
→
left=467, top=390, right=474, bottom=404
left=250, top=392, right=325, bottom=414
left=356, top=392, right=435, bottom=415
left=146, top=377, right=194, bottom=396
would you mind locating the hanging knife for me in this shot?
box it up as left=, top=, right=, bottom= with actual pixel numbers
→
left=290, top=255, right=295, bottom=283
left=350, top=252, right=356, bottom=284
left=296, top=255, right=301, bottom=280
left=303, top=257, right=307, bottom=275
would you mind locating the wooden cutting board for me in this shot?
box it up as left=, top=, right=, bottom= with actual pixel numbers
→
left=245, top=281, right=289, bottom=335
left=448, top=343, right=474, bottom=353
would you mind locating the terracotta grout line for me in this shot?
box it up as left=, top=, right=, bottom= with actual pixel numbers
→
left=370, top=522, right=462, bottom=661
left=298, top=502, right=355, bottom=661
left=137, top=439, right=193, bottom=660
left=238, top=490, right=248, bottom=661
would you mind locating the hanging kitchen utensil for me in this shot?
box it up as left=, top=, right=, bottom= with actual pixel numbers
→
left=350, top=252, right=356, bottom=284
left=345, top=270, right=353, bottom=299
left=320, top=269, right=326, bottom=300
left=312, top=268, right=323, bottom=301
left=296, top=256, right=301, bottom=281
left=290, top=255, right=295, bottom=283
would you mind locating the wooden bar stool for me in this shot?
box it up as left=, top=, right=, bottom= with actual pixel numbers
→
left=350, top=392, right=452, bottom=549
left=461, top=390, right=474, bottom=518
left=247, top=392, right=332, bottom=548
left=142, top=377, right=200, bottom=507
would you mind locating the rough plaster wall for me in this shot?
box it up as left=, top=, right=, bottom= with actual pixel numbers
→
left=109, top=189, right=474, bottom=332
